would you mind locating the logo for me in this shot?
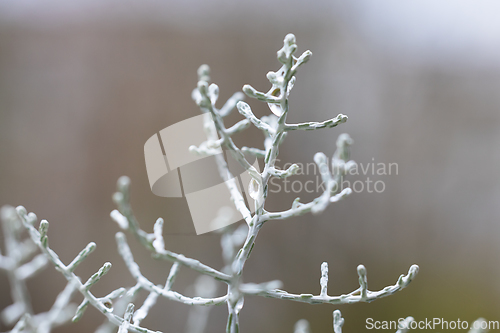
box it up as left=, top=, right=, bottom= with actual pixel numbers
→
left=144, top=114, right=258, bottom=234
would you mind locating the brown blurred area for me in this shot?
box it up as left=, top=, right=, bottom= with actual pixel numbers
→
left=1, top=1, right=500, bottom=332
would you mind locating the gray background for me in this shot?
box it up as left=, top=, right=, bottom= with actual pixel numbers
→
left=1, top=1, right=500, bottom=332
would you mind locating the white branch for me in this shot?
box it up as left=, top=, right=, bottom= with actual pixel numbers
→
left=220, top=92, right=245, bottom=117
left=333, top=310, right=344, bottom=333
left=111, top=180, right=232, bottom=282
left=237, top=101, right=275, bottom=135
left=226, top=119, right=251, bottom=136
left=268, top=164, right=300, bottom=179
left=320, top=262, right=328, bottom=297
left=285, top=114, right=348, bottom=131
left=262, top=188, right=352, bottom=221
left=294, top=319, right=311, bottom=333
left=116, top=232, right=227, bottom=306
left=240, top=265, right=419, bottom=305
left=14, top=206, right=161, bottom=333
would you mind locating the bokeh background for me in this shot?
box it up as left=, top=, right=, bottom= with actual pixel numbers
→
left=1, top=1, right=500, bottom=332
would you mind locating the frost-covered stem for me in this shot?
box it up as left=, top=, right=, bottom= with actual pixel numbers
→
left=194, top=66, right=271, bottom=333
left=236, top=102, right=275, bottom=136
left=396, top=317, right=414, bottom=333
left=258, top=90, right=290, bottom=215
left=185, top=276, right=218, bottom=333
left=294, top=319, right=311, bottom=333
left=226, top=119, right=251, bottom=136
left=9, top=314, right=34, bottom=333
left=133, top=293, right=158, bottom=326
left=212, top=152, right=253, bottom=225
left=222, top=221, right=262, bottom=333
left=67, top=242, right=96, bottom=273
left=191, top=112, right=251, bottom=223
left=333, top=310, right=344, bottom=333
left=153, top=248, right=230, bottom=283
left=118, top=303, right=134, bottom=333
left=226, top=307, right=238, bottom=333
left=165, top=262, right=180, bottom=291
left=222, top=35, right=303, bottom=333
left=284, top=114, right=348, bottom=131
left=14, top=206, right=160, bottom=333
left=320, top=262, right=328, bottom=297
left=194, top=34, right=357, bottom=333
left=262, top=132, right=356, bottom=220
left=230, top=217, right=262, bottom=276
left=220, top=223, right=248, bottom=273
left=195, top=76, right=260, bottom=184
left=112, top=179, right=231, bottom=283
left=37, top=281, right=79, bottom=333
left=262, top=188, right=352, bottom=221
left=226, top=284, right=242, bottom=333
left=0, top=207, right=34, bottom=324
left=193, top=74, right=255, bottom=225
left=219, top=213, right=269, bottom=332
left=357, top=265, right=368, bottom=299
left=468, top=318, right=489, bottom=333
left=219, top=92, right=245, bottom=117
left=240, top=264, right=419, bottom=305
left=241, top=147, right=265, bottom=158
left=116, top=232, right=227, bottom=306
left=1, top=206, right=79, bottom=332
left=95, top=288, right=139, bottom=333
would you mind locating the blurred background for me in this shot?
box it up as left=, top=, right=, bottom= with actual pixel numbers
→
left=1, top=0, right=500, bottom=332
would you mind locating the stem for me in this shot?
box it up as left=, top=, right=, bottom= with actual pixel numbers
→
left=223, top=46, right=294, bottom=333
